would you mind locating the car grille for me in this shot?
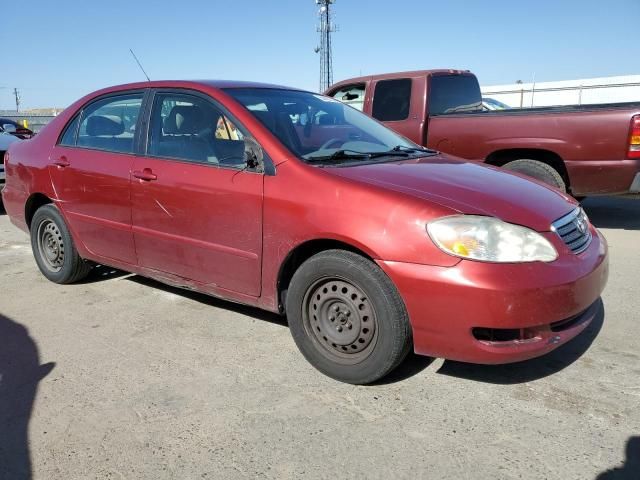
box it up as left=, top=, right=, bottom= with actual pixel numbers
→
left=551, top=207, right=592, bottom=254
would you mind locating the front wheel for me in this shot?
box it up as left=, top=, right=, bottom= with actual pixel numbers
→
left=286, top=250, right=412, bottom=384
left=30, top=204, right=92, bottom=284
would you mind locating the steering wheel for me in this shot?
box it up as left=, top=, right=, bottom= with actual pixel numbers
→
left=318, top=138, right=345, bottom=151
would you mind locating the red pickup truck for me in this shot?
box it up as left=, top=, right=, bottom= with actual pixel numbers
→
left=327, top=70, right=640, bottom=197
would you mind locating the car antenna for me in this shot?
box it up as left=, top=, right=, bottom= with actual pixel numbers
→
left=129, top=48, right=151, bottom=82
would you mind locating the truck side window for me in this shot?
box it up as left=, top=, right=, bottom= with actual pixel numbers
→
left=330, top=84, right=365, bottom=111
left=372, top=79, right=411, bottom=122
left=429, top=75, right=483, bottom=115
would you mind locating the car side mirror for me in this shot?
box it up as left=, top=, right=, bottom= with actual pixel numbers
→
left=244, top=137, right=263, bottom=171
left=2, top=123, right=17, bottom=133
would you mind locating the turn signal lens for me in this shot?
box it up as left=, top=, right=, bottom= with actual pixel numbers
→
left=629, top=115, right=640, bottom=159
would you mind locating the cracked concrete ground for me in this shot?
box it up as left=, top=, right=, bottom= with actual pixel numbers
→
left=0, top=196, right=638, bottom=479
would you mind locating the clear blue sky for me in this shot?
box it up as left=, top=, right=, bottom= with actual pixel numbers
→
left=2, top=0, right=638, bottom=110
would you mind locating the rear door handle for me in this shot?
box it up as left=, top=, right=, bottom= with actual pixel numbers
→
left=52, top=156, right=70, bottom=168
left=133, top=168, right=157, bottom=181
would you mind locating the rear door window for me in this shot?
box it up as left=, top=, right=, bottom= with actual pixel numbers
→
left=330, top=84, right=366, bottom=111
left=77, top=94, right=143, bottom=153
left=372, top=79, right=412, bottom=121
left=428, top=75, right=483, bottom=115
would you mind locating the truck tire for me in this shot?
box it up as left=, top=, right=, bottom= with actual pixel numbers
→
left=503, top=159, right=566, bottom=192
left=30, top=204, right=92, bottom=284
left=286, top=249, right=412, bottom=384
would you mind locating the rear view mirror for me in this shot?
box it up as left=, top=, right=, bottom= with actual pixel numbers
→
left=244, top=137, right=263, bottom=171
left=2, top=123, right=17, bottom=133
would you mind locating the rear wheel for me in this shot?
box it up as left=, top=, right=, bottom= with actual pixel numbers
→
left=286, top=249, right=412, bottom=384
left=30, top=204, right=92, bottom=284
left=503, top=159, right=566, bottom=192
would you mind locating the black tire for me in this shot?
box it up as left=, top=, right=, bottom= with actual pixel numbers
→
left=503, top=159, right=566, bottom=192
left=30, top=204, right=92, bottom=284
left=286, top=249, right=412, bottom=384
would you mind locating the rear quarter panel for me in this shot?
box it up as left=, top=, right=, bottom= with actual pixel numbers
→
left=426, top=107, right=639, bottom=161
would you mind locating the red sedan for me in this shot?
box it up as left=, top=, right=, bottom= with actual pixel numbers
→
left=1, top=81, right=609, bottom=384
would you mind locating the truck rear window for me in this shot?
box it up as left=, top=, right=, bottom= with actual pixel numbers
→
left=372, top=79, right=412, bottom=122
left=429, top=75, right=482, bottom=115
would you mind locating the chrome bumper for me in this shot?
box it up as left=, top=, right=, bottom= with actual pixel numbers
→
left=630, top=173, right=640, bottom=193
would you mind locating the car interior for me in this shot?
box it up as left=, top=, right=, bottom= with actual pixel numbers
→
left=149, top=98, right=245, bottom=166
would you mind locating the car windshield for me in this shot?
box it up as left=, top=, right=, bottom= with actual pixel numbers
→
left=224, top=88, right=427, bottom=164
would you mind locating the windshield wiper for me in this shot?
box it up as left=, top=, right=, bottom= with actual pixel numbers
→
left=305, top=149, right=371, bottom=163
left=305, top=147, right=422, bottom=165
left=391, top=145, right=438, bottom=154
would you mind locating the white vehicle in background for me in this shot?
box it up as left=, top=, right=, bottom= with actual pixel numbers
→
left=482, top=97, right=511, bottom=110
left=0, top=124, right=22, bottom=185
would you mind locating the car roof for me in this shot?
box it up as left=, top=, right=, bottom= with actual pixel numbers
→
left=0, top=118, right=19, bottom=126
left=328, top=69, right=474, bottom=91
left=91, top=80, right=309, bottom=96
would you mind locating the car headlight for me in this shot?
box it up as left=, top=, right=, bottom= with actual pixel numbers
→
left=427, top=215, right=558, bottom=263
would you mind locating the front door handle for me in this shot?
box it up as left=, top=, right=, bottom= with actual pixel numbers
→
left=52, top=156, right=70, bottom=168
left=133, top=168, right=157, bottom=181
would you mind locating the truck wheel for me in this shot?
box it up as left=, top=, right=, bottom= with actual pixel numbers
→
left=286, top=249, right=412, bottom=384
left=30, top=204, right=92, bottom=284
left=503, top=159, right=566, bottom=192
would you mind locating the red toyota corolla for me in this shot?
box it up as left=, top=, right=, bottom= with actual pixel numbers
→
left=1, top=81, right=608, bottom=384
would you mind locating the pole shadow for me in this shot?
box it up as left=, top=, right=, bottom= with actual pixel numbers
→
left=0, top=314, right=54, bottom=480
left=596, top=436, right=640, bottom=480
left=436, top=299, right=605, bottom=384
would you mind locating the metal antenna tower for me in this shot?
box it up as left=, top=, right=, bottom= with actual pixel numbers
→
left=315, top=0, right=337, bottom=92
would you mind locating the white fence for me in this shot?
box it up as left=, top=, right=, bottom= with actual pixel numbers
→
left=481, top=75, right=640, bottom=108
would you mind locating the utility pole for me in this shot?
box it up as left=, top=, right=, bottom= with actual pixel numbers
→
left=315, top=0, right=337, bottom=92
left=13, top=88, right=21, bottom=112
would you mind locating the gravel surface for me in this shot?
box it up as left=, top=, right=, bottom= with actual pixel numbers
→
left=0, top=196, right=638, bottom=480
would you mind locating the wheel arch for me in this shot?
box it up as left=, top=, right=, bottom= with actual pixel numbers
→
left=485, top=148, right=570, bottom=189
left=25, top=193, right=53, bottom=229
left=276, top=238, right=376, bottom=313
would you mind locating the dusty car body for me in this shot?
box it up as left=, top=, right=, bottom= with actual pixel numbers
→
left=2, top=80, right=609, bottom=383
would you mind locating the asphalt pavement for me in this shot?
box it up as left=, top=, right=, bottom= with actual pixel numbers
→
left=0, top=196, right=638, bottom=479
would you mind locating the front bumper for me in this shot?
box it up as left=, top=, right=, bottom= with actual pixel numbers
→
left=630, top=172, right=640, bottom=193
left=377, top=228, right=609, bottom=364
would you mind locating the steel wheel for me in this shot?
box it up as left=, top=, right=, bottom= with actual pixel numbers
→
left=303, top=277, right=378, bottom=364
left=36, top=219, right=65, bottom=272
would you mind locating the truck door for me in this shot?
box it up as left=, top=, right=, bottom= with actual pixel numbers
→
left=424, top=74, right=484, bottom=156
left=369, top=77, right=426, bottom=145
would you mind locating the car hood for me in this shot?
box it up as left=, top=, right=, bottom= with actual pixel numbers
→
left=325, top=155, right=577, bottom=232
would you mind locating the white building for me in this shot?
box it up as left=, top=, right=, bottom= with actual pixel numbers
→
left=481, top=74, right=640, bottom=108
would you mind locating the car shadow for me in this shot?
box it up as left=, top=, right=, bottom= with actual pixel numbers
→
left=125, top=275, right=287, bottom=328
left=0, top=314, right=54, bottom=480
left=0, top=202, right=6, bottom=215
left=582, top=196, right=640, bottom=230
left=371, top=353, right=435, bottom=385
left=435, top=299, right=604, bottom=385
left=595, top=436, right=640, bottom=479
left=76, top=264, right=130, bottom=284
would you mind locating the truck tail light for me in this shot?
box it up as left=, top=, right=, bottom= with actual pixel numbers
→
left=629, top=115, right=640, bottom=159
